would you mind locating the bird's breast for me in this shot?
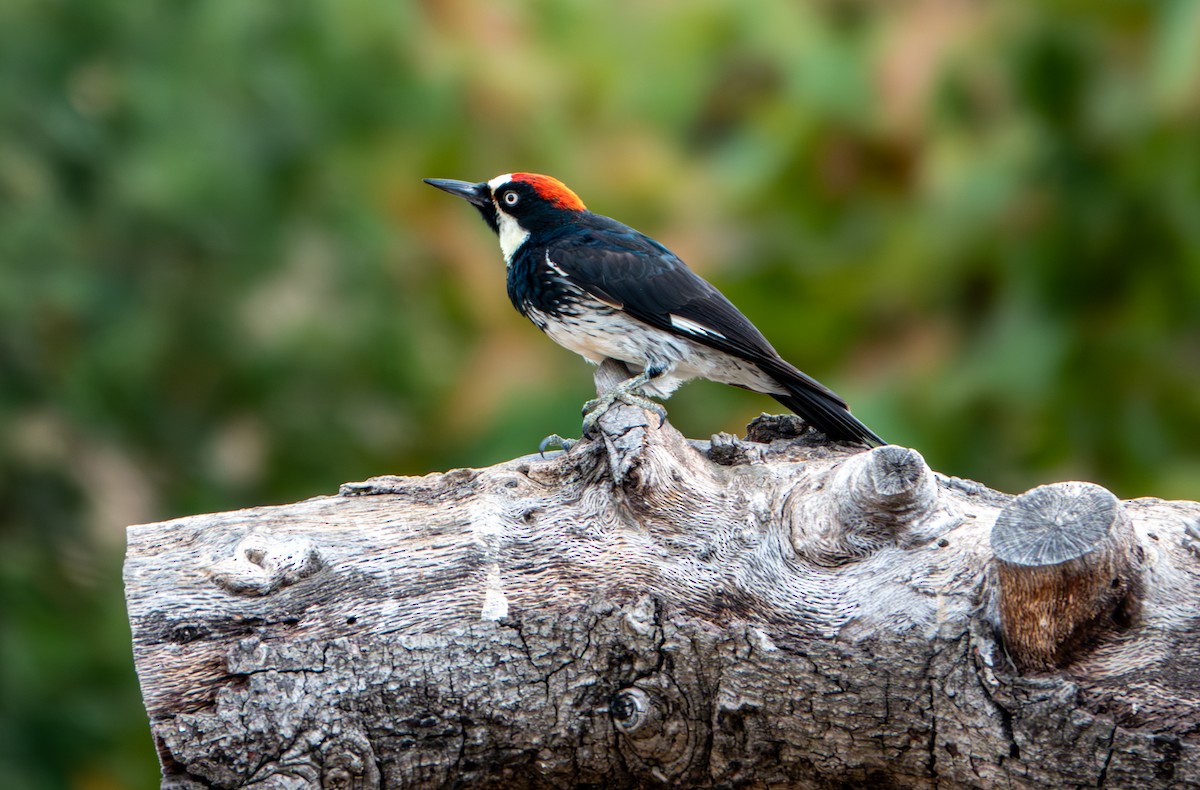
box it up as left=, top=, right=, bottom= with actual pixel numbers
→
left=506, top=248, right=588, bottom=317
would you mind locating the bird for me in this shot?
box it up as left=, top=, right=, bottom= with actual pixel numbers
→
left=424, top=172, right=885, bottom=447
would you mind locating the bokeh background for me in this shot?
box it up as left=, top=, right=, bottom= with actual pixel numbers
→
left=2, top=0, right=1198, bottom=785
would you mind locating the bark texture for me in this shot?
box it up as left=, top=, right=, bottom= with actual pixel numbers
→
left=125, top=363, right=1200, bottom=789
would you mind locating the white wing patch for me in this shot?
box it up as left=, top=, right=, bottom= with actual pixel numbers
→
left=669, top=314, right=727, bottom=341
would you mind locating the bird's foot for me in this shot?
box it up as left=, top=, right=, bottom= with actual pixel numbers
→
left=538, top=434, right=576, bottom=457
left=581, top=379, right=668, bottom=437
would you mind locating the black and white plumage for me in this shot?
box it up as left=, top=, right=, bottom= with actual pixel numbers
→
left=424, top=172, right=885, bottom=446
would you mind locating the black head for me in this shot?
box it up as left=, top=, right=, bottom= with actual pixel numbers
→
left=424, top=173, right=588, bottom=237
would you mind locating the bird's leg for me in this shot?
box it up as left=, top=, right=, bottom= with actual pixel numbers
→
left=581, top=364, right=670, bottom=436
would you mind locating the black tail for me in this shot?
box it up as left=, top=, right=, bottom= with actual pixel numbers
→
left=760, top=360, right=885, bottom=447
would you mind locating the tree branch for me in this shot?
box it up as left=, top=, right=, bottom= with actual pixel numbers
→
left=125, top=361, right=1200, bottom=789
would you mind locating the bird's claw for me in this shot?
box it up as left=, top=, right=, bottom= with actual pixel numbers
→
left=581, top=387, right=668, bottom=437
left=538, top=434, right=576, bottom=458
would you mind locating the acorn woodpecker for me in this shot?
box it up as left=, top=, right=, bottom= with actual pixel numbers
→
left=424, top=172, right=885, bottom=446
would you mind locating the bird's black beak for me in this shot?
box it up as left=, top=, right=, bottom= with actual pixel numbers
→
left=423, top=178, right=492, bottom=209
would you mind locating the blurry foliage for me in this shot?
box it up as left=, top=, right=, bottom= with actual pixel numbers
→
left=2, top=0, right=1199, bottom=785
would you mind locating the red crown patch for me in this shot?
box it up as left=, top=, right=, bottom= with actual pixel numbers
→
left=511, top=173, right=587, bottom=212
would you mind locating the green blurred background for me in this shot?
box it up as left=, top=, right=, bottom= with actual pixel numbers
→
left=2, top=0, right=1198, bottom=785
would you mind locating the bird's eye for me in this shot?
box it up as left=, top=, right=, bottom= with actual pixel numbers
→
left=503, top=191, right=520, bottom=207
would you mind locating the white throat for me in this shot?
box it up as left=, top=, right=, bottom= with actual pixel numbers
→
left=487, top=174, right=531, bottom=265
left=496, top=211, right=530, bottom=266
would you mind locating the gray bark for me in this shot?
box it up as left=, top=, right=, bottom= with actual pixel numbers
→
left=125, top=361, right=1200, bottom=789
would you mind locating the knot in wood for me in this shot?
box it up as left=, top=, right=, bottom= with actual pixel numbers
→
left=209, top=531, right=325, bottom=596
left=610, top=680, right=696, bottom=779
left=611, top=686, right=655, bottom=735
left=320, top=729, right=380, bottom=789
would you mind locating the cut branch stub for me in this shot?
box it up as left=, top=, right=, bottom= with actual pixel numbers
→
left=836, top=444, right=938, bottom=531
left=991, top=481, right=1144, bottom=672
left=792, top=444, right=939, bottom=565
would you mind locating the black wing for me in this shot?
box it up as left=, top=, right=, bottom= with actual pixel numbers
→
left=541, top=215, right=885, bottom=446
left=541, top=219, right=779, bottom=363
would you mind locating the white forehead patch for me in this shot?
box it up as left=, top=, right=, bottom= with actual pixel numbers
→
left=488, top=173, right=514, bottom=191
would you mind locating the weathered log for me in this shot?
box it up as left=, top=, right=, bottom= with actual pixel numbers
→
left=125, top=361, right=1200, bottom=789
